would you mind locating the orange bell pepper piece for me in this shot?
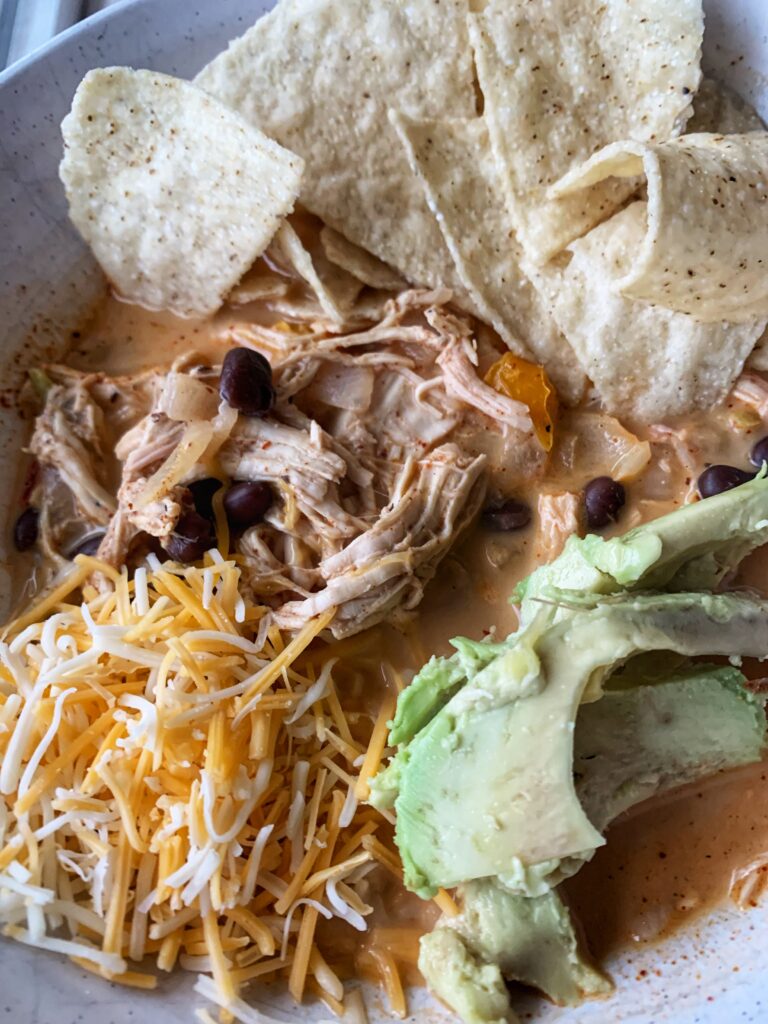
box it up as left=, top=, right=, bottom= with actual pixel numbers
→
left=484, top=352, right=559, bottom=451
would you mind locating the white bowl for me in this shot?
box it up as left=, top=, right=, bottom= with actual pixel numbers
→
left=0, top=1, right=767, bottom=1021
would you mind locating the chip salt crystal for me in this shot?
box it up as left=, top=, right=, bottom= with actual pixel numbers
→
left=60, top=68, right=304, bottom=318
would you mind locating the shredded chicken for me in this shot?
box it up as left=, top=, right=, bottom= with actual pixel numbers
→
left=29, top=379, right=116, bottom=525
left=535, top=491, right=582, bottom=562
left=647, top=423, right=701, bottom=504
left=96, top=509, right=140, bottom=568
left=27, top=367, right=161, bottom=560
left=274, top=445, right=486, bottom=635
left=428, top=308, right=533, bottom=433
left=114, top=413, right=188, bottom=542
left=731, top=373, right=768, bottom=420
left=28, top=290, right=539, bottom=638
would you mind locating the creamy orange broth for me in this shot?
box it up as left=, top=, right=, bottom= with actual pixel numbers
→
left=21, top=291, right=768, bottom=970
left=67, top=297, right=234, bottom=374
left=567, top=759, right=768, bottom=958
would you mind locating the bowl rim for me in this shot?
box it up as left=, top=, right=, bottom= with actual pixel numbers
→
left=0, top=3, right=767, bottom=1023
left=0, top=0, right=144, bottom=90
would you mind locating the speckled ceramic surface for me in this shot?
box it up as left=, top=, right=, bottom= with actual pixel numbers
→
left=0, top=1, right=767, bottom=1022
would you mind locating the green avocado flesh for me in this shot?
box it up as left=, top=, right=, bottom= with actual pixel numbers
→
left=516, top=471, right=768, bottom=618
left=575, top=663, right=765, bottom=833
left=419, top=884, right=610, bottom=1023
left=415, top=662, right=765, bottom=1024
left=418, top=927, right=514, bottom=1024
left=370, top=478, right=768, bottom=1024
left=392, top=592, right=768, bottom=897
left=376, top=473, right=768, bottom=781
left=446, top=880, right=611, bottom=1007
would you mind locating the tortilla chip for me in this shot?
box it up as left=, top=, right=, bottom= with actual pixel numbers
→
left=689, top=77, right=765, bottom=134
left=195, top=0, right=476, bottom=293
left=469, top=0, right=703, bottom=265
left=319, top=227, right=405, bottom=292
left=688, top=85, right=768, bottom=369
left=227, top=269, right=290, bottom=306
left=527, top=206, right=765, bottom=421
left=60, top=68, right=303, bottom=318
left=392, top=112, right=585, bottom=404
left=268, top=222, right=363, bottom=323
left=551, top=133, right=768, bottom=323
left=748, top=326, right=768, bottom=372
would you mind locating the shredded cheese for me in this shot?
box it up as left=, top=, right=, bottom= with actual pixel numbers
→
left=354, top=697, right=395, bottom=800
left=433, top=887, right=460, bottom=918
left=0, top=554, right=408, bottom=1019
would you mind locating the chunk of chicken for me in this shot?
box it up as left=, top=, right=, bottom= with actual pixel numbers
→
left=272, top=445, right=487, bottom=637
left=535, top=491, right=582, bottom=563
left=29, top=379, right=116, bottom=526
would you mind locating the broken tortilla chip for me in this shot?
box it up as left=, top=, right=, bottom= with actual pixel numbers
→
left=688, top=80, right=768, bottom=370
left=320, top=227, right=405, bottom=292
left=60, top=68, right=303, bottom=318
left=268, top=221, right=363, bottom=323
left=469, top=0, right=703, bottom=265
left=227, top=269, right=290, bottom=306
left=195, top=0, right=476, bottom=294
left=551, top=133, right=768, bottom=323
left=391, top=111, right=585, bottom=403
left=526, top=206, right=766, bottom=421
left=751, top=327, right=768, bottom=372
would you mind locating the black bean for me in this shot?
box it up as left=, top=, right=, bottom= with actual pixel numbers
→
left=72, top=533, right=105, bottom=558
left=219, top=347, right=274, bottom=416
left=13, top=507, right=39, bottom=551
left=749, top=436, right=768, bottom=469
left=188, top=477, right=223, bottom=520
left=697, top=464, right=754, bottom=499
left=224, top=481, right=273, bottom=529
left=481, top=499, right=531, bottom=532
left=163, top=510, right=215, bottom=563
left=584, top=476, right=626, bottom=530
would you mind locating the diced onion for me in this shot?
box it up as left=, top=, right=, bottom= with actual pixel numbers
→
left=134, top=420, right=214, bottom=508
left=553, top=411, right=651, bottom=484
left=159, top=372, right=220, bottom=423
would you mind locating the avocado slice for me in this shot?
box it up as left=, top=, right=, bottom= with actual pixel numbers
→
left=374, top=641, right=504, bottom=808
left=388, top=637, right=511, bottom=749
left=379, top=479, right=768, bottom=1024
left=380, top=476, right=768, bottom=766
left=575, top=664, right=766, bottom=833
left=418, top=926, right=517, bottom=1024
left=450, top=880, right=611, bottom=1006
left=517, top=473, right=768, bottom=620
left=380, top=617, right=549, bottom=768
left=394, top=592, right=768, bottom=897
left=504, top=662, right=768, bottom=892
left=388, top=655, right=468, bottom=749
left=417, top=665, right=765, bottom=1022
